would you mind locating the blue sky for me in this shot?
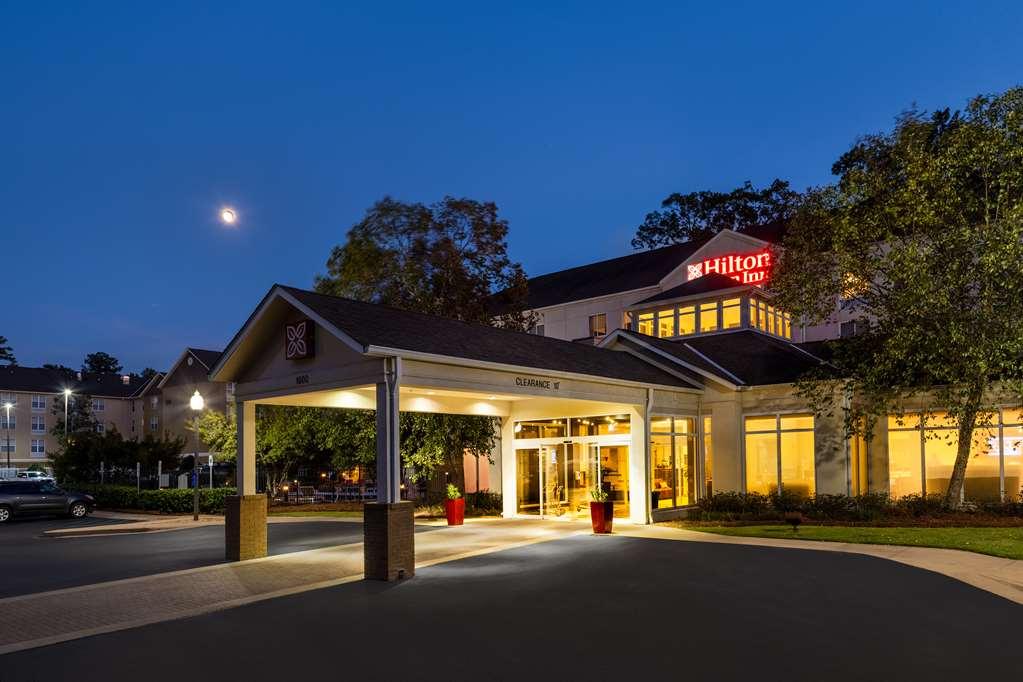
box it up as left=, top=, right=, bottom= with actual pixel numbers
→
left=3, top=1, right=1021, bottom=371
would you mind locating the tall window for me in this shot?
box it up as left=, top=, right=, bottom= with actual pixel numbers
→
left=31, top=439, right=45, bottom=457
left=745, top=414, right=815, bottom=497
left=31, top=395, right=46, bottom=410
left=721, top=298, right=741, bottom=329
left=0, top=437, right=15, bottom=454
left=588, top=313, right=607, bottom=337
left=93, top=398, right=105, bottom=412
left=888, top=410, right=1018, bottom=502
left=699, top=302, right=718, bottom=333
left=678, top=305, right=696, bottom=335
left=703, top=416, right=714, bottom=496
left=31, top=415, right=45, bottom=434
left=150, top=416, right=159, bottom=432
left=656, top=309, right=674, bottom=338
left=637, top=312, right=654, bottom=336
left=650, top=416, right=698, bottom=509
left=0, top=410, right=14, bottom=429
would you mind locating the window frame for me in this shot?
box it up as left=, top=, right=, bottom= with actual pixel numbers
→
left=742, top=411, right=816, bottom=496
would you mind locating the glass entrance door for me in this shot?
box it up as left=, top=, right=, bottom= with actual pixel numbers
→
left=516, top=445, right=568, bottom=517
left=517, top=442, right=629, bottom=519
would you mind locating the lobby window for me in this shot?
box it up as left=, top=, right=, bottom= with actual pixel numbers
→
left=678, top=305, right=696, bottom=335
left=589, top=313, right=607, bottom=338
left=31, top=395, right=46, bottom=411
left=570, top=414, right=630, bottom=437
left=31, top=439, right=45, bottom=457
left=637, top=312, right=654, bottom=336
left=31, top=415, right=45, bottom=434
left=650, top=416, right=698, bottom=509
left=722, top=298, right=741, bottom=329
left=513, top=418, right=567, bottom=439
left=656, top=309, right=674, bottom=338
left=703, top=416, right=714, bottom=496
left=744, top=414, right=815, bottom=497
left=699, top=301, right=719, bottom=333
left=888, top=410, right=1015, bottom=502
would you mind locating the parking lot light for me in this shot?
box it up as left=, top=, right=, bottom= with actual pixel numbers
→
left=190, top=390, right=205, bottom=521
left=3, top=402, right=12, bottom=471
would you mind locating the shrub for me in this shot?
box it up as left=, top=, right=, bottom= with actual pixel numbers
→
left=65, top=483, right=239, bottom=514
left=698, top=491, right=770, bottom=515
left=466, top=489, right=502, bottom=513
left=891, top=493, right=949, bottom=517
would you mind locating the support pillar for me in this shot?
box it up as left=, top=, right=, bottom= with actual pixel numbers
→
left=226, top=400, right=267, bottom=561
left=365, top=357, right=414, bottom=580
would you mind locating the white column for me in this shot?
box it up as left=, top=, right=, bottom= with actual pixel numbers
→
left=501, top=416, right=517, bottom=517
left=236, top=401, right=256, bottom=495
left=376, top=357, right=401, bottom=503
left=629, top=397, right=651, bottom=524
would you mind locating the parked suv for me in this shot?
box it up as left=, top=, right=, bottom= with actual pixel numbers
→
left=16, top=471, right=54, bottom=482
left=0, top=480, right=95, bottom=523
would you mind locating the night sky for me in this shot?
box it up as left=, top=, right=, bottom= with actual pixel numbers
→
left=3, top=1, right=1021, bottom=372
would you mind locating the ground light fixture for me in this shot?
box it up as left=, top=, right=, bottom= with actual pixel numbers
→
left=190, top=390, right=205, bottom=521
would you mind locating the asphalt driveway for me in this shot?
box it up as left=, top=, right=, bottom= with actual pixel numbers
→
left=0, top=516, right=428, bottom=598
left=1, top=534, right=1018, bottom=680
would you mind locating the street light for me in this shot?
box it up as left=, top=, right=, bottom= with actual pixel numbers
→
left=190, top=389, right=205, bottom=521
left=3, top=402, right=12, bottom=472
left=63, top=389, right=72, bottom=447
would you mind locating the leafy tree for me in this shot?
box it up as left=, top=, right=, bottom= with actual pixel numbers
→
left=50, top=393, right=97, bottom=445
left=315, top=195, right=535, bottom=330
left=49, top=428, right=184, bottom=484
left=133, top=367, right=159, bottom=382
left=0, top=335, right=15, bottom=365
left=401, top=413, right=500, bottom=492
left=82, top=351, right=123, bottom=375
left=773, top=88, right=1023, bottom=506
left=632, top=179, right=800, bottom=249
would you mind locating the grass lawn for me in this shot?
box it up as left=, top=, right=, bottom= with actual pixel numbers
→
left=685, top=525, right=1023, bottom=560
left=269, top=510, right=363, bottom=518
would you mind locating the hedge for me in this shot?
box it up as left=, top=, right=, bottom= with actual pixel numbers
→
left=68, top=483, right=240, bottom=515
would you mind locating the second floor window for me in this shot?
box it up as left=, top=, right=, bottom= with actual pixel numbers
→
left=589, top=313, right=607, bottom=337
left=31, top=395, right=46, bottom=410
left=31, top=415, right=45, bottom=433
left=93, top=398, right=105, bottom=412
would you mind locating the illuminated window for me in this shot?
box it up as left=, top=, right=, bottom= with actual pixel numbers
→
left=766, top=305, right=776, bottom=335
left=637, top=312, right=654, bottom=336
left=678, top=306, right=696, bottom=335
left=650, top=416, right=697, bottom=509
left=656, top=309, right=675, bottom=338
left=722, top=298, right=741, bottom=329
left=703, top=416, right=714, bottom=496
left=589, top=313, right=607, bottom=337
left=514, top=418, right=568, bottom=439
left=570, top=414, right=630, bottom=436
left=744, top=414, right=815, bottom=497
left=699, top=302, right=718, bottom=333
left=850, top=430, right=868, bottom=495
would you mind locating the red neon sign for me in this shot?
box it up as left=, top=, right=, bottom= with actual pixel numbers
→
left=686, top=250, right=772, bottom=285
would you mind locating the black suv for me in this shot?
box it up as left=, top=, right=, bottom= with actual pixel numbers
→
left=0, top=480, right=95, bottom=522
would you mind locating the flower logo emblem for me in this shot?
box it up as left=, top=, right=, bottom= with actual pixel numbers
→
left=286, top=321, right=309, bottom=359
left=687, top=263, right=704, bottom=280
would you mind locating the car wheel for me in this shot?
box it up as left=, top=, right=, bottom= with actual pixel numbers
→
left=69, top=502, right=88, bottom=519
left=0, top=505, right=11, bottom=523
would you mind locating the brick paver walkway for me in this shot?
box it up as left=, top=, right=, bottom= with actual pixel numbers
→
left=0, top=518, right=586, bottom=655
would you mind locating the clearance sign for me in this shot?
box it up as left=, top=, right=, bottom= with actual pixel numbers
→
left=686, top=249, right=772, bottom=285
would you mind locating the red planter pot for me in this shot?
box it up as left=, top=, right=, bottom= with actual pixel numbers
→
left=589, top=500, right=614, bottom=534
left=445, top=498, right=465, bottom=526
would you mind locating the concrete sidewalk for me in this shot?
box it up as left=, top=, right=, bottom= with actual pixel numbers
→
left=620, top=524, right=1023, bottom=606
left=0, top=518, right=585, bottom=655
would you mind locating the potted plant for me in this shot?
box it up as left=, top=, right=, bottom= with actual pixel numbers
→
left=445, top=483, right=465, bottom=526
left=589, top=487, right=613, bottom=534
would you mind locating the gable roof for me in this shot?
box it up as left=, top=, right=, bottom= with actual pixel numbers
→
left=605, top=329, right=827, bottom=387
left=631, top=273, right=753, bottom=307
left=215, top=285, right=697, bottom=390
left=158, top=347, right=223, bottom=388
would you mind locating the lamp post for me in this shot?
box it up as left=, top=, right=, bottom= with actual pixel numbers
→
left=3, top=402, right=12, bottom=472
left=63, top=389, right=72, bottom=447
left=189, top=389, right=205, bottom=521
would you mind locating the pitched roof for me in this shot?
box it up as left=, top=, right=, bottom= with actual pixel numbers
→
left=0, top=366, right=148, bottom=397
left=187, top=348, right=221, bottom=370
left=631, top=273, right=752, bottom=307
left=609, top=329, right=826, bottom=387
left=278, top=286, right=695, bottom=389
left=490, top=241, right=706, bottom=312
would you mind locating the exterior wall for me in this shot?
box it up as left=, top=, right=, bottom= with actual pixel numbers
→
left=533, top=286, right=659, bottom=343
left=159, top=358, right=231, bottom=450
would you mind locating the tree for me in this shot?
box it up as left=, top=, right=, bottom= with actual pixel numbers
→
left=133, top=368, right=159, bottom=382
left=773, top=88, right=1023, bottom=506
left=631, top=179, right=801, bottom=249
left=49, top=427, right=184, bottom=484
left=82, top=352, right=122, bottom=375
left=401, top=413, right=500, bottom=492
left=315, top=195, right=535, bottom=330
left=0, top=336, right=15, bottom=365
left=50, top=392, right=97, bottom=444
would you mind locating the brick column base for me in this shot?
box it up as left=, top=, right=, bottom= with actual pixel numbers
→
left=225, top=494, right=268, bottom=561
left=364, top=501, right=415, bottom=581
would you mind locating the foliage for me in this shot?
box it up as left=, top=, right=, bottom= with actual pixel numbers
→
left=0, top=335, right=15, bottom=365
left=134, top=367, right=159, bottom=381
left=315, top=195, right=535, bottom=330
left=590, top=487, right=608, bottom=502
left=67, top=483, right=238, bottom=514
left=43, top=364, right=77, bottom=381
left=632, top=179, right=800, bottom=249
left=466, top=489, right=502, bottom=514
left=49, top=392, right=97, bottom=440
left=401, top=413, right=499, bottom=489
left=49, top=429, right=186, bottom=484
left=82, top=351, right=123, bottom=375
left=773, top=87, right=1023, bottom=506
left=445, top=483, right=461, bottom=500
